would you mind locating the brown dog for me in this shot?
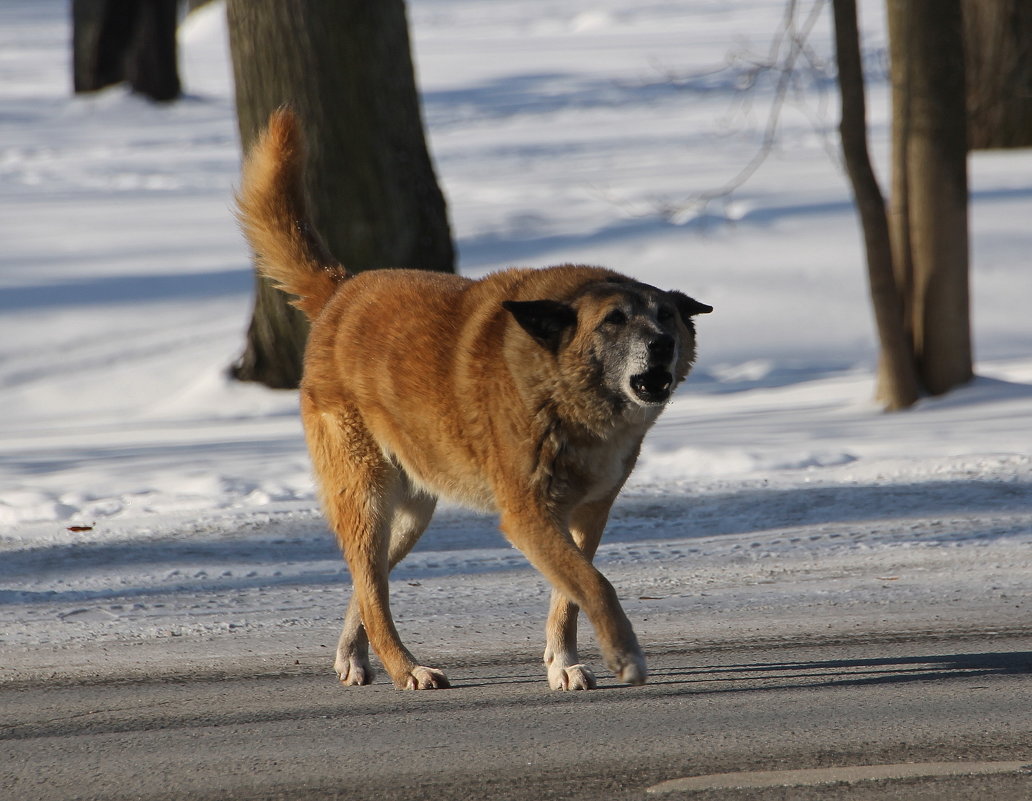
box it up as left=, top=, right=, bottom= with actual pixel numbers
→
left=237, top=109, right=711, bottom=690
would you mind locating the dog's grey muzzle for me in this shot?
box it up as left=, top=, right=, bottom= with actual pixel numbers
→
left=629, top=333, right=676, bottom=404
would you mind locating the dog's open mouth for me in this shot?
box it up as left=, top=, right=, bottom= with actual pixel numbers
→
left=630, top=367, right=673, bottom=404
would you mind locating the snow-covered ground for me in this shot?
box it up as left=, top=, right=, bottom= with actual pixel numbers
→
left=1, top=0, right=1029, bottom=682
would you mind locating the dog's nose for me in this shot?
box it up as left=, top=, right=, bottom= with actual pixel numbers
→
left=648, top=334, right=675, bottom=362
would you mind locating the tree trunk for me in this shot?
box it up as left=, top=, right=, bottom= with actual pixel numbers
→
left=889, top=0, right=972, bottom=395
left=227, top=0, right=455, bottom=388
left=72, top=0, right=181, bottom=102
left=122, top=0, right=181, bottom=102
left=831, top=0, right=919, bottom=410
left=886, top=0, right=914, bottom=356
left=231, top=277, right=311, bottom=390
left=963, top=0, right=1032, bottom=150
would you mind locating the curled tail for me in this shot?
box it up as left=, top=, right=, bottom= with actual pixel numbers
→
left=236, top=108, right=348, bottom=320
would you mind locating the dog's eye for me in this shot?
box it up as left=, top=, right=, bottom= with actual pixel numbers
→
left=657, top=306, right=674, bottom=323
left=604, top=309, right=627, bottom=326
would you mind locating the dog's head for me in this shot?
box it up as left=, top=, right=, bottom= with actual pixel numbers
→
left=503, top=277, right=711, bottom=413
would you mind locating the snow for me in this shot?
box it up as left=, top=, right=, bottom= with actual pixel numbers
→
left=1, top=0, right=1029, bottom=682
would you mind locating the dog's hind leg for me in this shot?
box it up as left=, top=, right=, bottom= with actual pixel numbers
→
left=500, top=503, right=645, bottom=687
left=335, top=474, right=436, bottom=686
left=304, top=398, right=447, bottom=690
left=542, top=495, right=616, bottom=690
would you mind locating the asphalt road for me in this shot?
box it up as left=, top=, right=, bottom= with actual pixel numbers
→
left=2, top=633, right=1030, bottom=801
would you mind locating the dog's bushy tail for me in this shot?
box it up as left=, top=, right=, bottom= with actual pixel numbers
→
left=236, top=108, right=348, bottom=320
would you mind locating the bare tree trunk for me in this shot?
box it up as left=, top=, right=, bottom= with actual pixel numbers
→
left=831, top=0, right=919, bottom=410
left=834, top=0, right=973, bottom=407
left=886, top=0, right=914, bottom=354
left=231, top=277, right=311, bottom=390
left=72, top=0, right=181, bottom=102
left=963, top=0, right=1032, bottom=150
left=890, top=0, right=972, bottom=395
left=227, top=0, right=454, bottom=388
left=123, top=0, right=181, bottom=102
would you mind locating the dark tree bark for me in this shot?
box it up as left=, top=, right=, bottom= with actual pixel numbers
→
left=888, top=0, right=972, bottom=396
left=963, top=0, right=1032, bottom=150
left=227, top=0, right=455, bottom=388
left=831, top=0, right=919, bottom=410
left=72, top=0, right=181, bottom=102
left=832, top=0, right=972, bottom=408
left=886, top=0, right=914, bottom=360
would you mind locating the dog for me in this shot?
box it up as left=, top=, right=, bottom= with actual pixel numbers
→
left=236, top=109, right=712, bottom=690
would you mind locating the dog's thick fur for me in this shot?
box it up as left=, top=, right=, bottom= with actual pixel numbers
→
left=237, top=109, right=711, bottom=690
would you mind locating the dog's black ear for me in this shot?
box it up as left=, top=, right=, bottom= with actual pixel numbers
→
left=502, top=299, right=577, bottom=353
left=670, top=291, right=713, bottom=323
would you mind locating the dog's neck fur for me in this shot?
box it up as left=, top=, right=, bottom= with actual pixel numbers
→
left=528, top=384, right=662, bottom=516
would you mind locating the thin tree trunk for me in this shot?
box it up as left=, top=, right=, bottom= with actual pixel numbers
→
left=227, top=0, right=454, bottom=388
left=892, top=0, right=972, bottom=395
left=831, top=0, right=919, bottom=410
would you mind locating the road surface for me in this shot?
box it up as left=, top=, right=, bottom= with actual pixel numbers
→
left=2, top=632, right=1030, bottom=800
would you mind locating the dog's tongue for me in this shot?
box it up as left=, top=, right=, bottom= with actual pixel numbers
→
left=631, top=367, right=672, bottom=403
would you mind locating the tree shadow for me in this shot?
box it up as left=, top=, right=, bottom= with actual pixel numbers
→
left=5, top=470, right=1028, bottom=607
left=600, top=477, right=1032, bottom=548
left=645, top=650, right=1032, bottom=695
left=0, top=268, right=251, bottom=313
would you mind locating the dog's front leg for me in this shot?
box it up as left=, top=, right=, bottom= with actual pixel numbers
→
left=500, top=507, right=646, bottom=687
left=335, top=596, right=373, bottom=685
left=543, top=588, right=595, bottom=690
left=542, top=495, right=620, bottom=690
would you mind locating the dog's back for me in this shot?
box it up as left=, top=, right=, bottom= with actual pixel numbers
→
left=302, top=262, right=635, bottom=512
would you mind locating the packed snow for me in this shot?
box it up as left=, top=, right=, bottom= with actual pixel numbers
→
left=1, top=0, right=1029, bottom=682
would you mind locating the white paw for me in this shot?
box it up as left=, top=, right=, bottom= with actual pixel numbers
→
left=548, top=662, right=597, bottom=691
left=335, top=654, right=374, bottom=686
left=398, top=665, right=450, bottom=690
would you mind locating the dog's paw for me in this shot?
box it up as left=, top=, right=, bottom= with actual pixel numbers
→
left=336, top=655, right=375, bottom=686
left=548, top=662, right=597, bottom=691
left=611, top=651, right=648, bottom=686
left=398, top=666, right=450, bottom=690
